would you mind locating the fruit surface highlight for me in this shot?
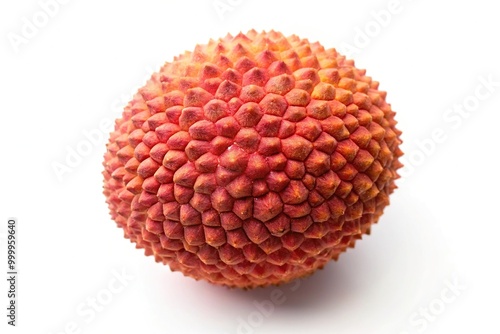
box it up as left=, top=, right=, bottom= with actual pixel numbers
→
left=103, top=30, right=403, bottom=288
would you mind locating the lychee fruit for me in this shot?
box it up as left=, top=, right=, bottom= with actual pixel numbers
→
left=103, top=30, right=403, bottom=289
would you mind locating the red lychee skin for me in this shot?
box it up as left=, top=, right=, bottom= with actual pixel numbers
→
left=103, top=30, right=403, bottom=289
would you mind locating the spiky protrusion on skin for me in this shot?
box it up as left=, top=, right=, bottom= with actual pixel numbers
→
left=103, top=30, right=403, bottom=289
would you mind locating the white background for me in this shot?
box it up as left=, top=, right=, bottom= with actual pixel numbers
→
left=1, top=0, right=499, bottom=333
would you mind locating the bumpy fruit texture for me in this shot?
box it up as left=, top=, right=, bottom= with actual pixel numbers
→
left=103, top=30, right=402, bottom=288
